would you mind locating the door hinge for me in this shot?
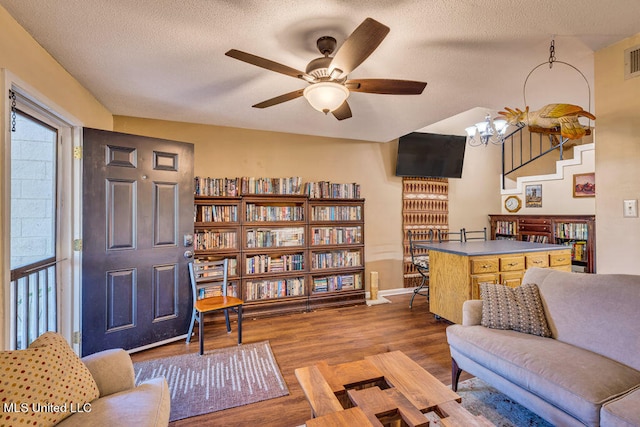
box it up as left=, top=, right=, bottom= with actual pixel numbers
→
left=73, top=239, right=82, bottom=251
left=73, top=146, right=83, bottom=159
left=72, top=331, right=81, bottom=344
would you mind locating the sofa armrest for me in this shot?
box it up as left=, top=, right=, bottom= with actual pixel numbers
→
left=82, top=348, right=135, bottom=397
left=462, top=299, right=483, bottom=326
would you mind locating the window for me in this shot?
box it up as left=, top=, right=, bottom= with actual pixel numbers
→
left=5, top=87, right=78, bottom=350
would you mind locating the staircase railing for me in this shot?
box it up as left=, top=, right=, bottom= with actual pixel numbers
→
left=502, top=125, right=569, bottom=189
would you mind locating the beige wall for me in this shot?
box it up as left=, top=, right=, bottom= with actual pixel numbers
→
left=594, top=34, right=640, bottom=273
left=0, top=5, right=113, bottom=348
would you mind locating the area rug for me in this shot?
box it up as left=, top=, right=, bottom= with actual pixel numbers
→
left=366, top=296, right=391, bottom=306
left=457, top=377, right=553, bottom=427
left=134, top=341, right=289, bottom=422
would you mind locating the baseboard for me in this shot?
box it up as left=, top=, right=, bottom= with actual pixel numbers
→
left=366, top=287, right=416, bottom=299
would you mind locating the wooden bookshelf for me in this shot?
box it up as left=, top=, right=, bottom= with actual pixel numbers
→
left=308, top=198, right=365, bottom=309
left=489, top=214, right=596, bottom=273
left=193, top=191, right=365, bottom=317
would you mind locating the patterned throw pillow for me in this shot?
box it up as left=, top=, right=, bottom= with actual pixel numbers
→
left=0, top=332, right=100, bottom=427
left=480, top=283, right=552, bottom=337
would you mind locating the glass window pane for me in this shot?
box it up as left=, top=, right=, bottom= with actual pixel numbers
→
left=10, top=111, right=57, bottom=269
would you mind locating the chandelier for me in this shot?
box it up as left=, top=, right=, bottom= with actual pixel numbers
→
left=465, top=114, right=510, bottom=146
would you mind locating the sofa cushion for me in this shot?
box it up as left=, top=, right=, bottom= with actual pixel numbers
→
left=56, top=377, right=171, bottom=427
left=447, top=324, right=640, bottom=426
left=523, top=267, right=640, bottom=372
left=600, top=387, right=640, bottom=427
left=480, top=283, right=551, bottom=337
left=0, top=332, right=100, bottom=427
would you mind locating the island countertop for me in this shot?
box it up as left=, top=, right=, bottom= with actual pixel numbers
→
left=415, top=240, right=566, bottom=257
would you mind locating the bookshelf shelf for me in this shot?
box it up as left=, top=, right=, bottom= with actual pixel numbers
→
left=489, top=214, right=596, bottom=273
left=194, top=191, right=365, bottom=317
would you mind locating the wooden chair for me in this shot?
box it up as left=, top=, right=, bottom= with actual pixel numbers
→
left=187, top=259, right=243, bottom=355
left=463, top=227, right=487, bottom=242
left=437, top=228, right=464, bottom=243
left=407, top=229, right=435, bottom=309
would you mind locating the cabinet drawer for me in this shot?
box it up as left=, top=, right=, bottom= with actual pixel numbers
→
left=526, top=253, right=549, bottom=269
left=470, top=257, right=499, bottom=274
left=501, top=271, right=523, bottom=287
left=549, top=251, right=572, bottom=266
left=500, top=255, right=524, bottom=271
left=471, top=273, right=500, bottom=299
left=519, top=218, right=551, bottom=225
left=519, top=224, right=551, bottom=233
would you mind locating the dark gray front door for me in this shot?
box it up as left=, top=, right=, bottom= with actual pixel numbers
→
left=81, top=128, right=194, bottom=356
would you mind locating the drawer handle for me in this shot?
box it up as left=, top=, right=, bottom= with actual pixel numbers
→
left=482, top=264, right=492, bottom=268
left=556, top=257, right=566, bottom=261
left=507, top=262, right=518, bottom=266
left=533, top=260, right=542, bottom=264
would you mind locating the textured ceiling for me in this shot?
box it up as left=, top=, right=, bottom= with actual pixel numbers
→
left=2, top=0, right=640, bottom=142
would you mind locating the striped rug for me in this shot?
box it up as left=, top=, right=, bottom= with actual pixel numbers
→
left=134, top=341, right=289, bottom=422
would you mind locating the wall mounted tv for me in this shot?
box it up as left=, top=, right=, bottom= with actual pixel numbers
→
left=395, top=132, right=466, bottom=178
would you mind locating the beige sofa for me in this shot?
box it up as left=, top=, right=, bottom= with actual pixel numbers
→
left=58, top=348, right=170, bottom=427
left=446, top=267, right=640, bottom=427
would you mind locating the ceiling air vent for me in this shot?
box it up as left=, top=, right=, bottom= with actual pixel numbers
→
left=624, top=45, right=640, bottom=80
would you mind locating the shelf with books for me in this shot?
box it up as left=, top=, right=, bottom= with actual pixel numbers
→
left=489, top=214, right=596, bottom=273
left=193, top=185, right=366, bottom=317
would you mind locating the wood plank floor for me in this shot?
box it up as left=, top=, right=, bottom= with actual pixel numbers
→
left=130, top=293, right=472, bottom=427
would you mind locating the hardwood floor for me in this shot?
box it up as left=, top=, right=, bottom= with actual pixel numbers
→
left=130, top=293, right=472, bottom=427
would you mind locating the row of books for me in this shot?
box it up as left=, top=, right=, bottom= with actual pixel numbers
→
left=303, top=181, right=361, bottom=199
left=561, top=240, right=588, bottom=262
left=523, top=235, right=549, bottom=243
left=312, top=273, right=363, bottom=293
left=311, top=205, right=362, bottom=221
left=246, top=227, right=305, bottom=248
left=194, top=177, right=239, bottom=197
left=197, top=282, right=239, bottom=300
left=194, top=231, right=237, bottom=250
left=555, top=223, right=588, bottom=240
left=311, top=226, right=362, bottom=245
left=495, top=220, right=517, bottom=236
left=194, top=258, right=238, bottom=278
left=195, top=205, right=238, bottom=223
left=245, top=253, right=305, bottom=274
left=246, top=204, right=305, bottom=222
left=244, top=277, right=305, bottom=301
left=311, top=250, right=362, bottom=269
left=194, top=176, right=363, bottom=198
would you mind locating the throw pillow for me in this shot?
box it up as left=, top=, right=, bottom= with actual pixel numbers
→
left=0, top=331, right=100, bottom=427
left=480, top=282, right=552, bottom=337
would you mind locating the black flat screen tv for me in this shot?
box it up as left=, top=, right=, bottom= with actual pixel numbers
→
left=395, top=132, right=466, bottom=178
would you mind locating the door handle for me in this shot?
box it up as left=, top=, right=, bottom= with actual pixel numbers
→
left=184, top=250, right=194, bottom=259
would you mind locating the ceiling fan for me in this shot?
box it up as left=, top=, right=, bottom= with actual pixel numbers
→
left=225, top=18, right=427, bottom=120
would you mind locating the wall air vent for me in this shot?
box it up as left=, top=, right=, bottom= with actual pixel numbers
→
left=624, top=45, right=640, bottom=80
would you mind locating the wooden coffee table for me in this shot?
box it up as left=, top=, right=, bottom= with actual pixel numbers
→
left=295, top=350, right=492, bottom=426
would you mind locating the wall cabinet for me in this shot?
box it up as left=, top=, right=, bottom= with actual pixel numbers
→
left=489, top=214, right=596, bottom=273
left=194, top=195, right=365, bottom=317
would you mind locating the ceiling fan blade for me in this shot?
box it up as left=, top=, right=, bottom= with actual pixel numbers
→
left=346, top=79, right=427, bottom=95
left=329, top=18, right=390, bottom=76
left=332, top=101, right=353, bottom=120
left=226, top=49, right=310, bottom=80
left=252, top=89, right=305, bottom=109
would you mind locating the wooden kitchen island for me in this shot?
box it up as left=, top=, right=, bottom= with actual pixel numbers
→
left=416, top=240, right=572, bottom=324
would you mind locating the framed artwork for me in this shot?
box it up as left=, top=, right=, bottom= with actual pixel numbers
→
left=573, top=172, right=595, bottom=197
left=525, top=184, right=542, bottom=208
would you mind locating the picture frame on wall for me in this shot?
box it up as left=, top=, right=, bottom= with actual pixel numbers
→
left=573, top=172, right=595, bottom=197
left=525, top=184, right=542, bottom=208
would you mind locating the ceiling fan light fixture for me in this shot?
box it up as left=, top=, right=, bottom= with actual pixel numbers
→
left=303, top=82, right=350, bottom=114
